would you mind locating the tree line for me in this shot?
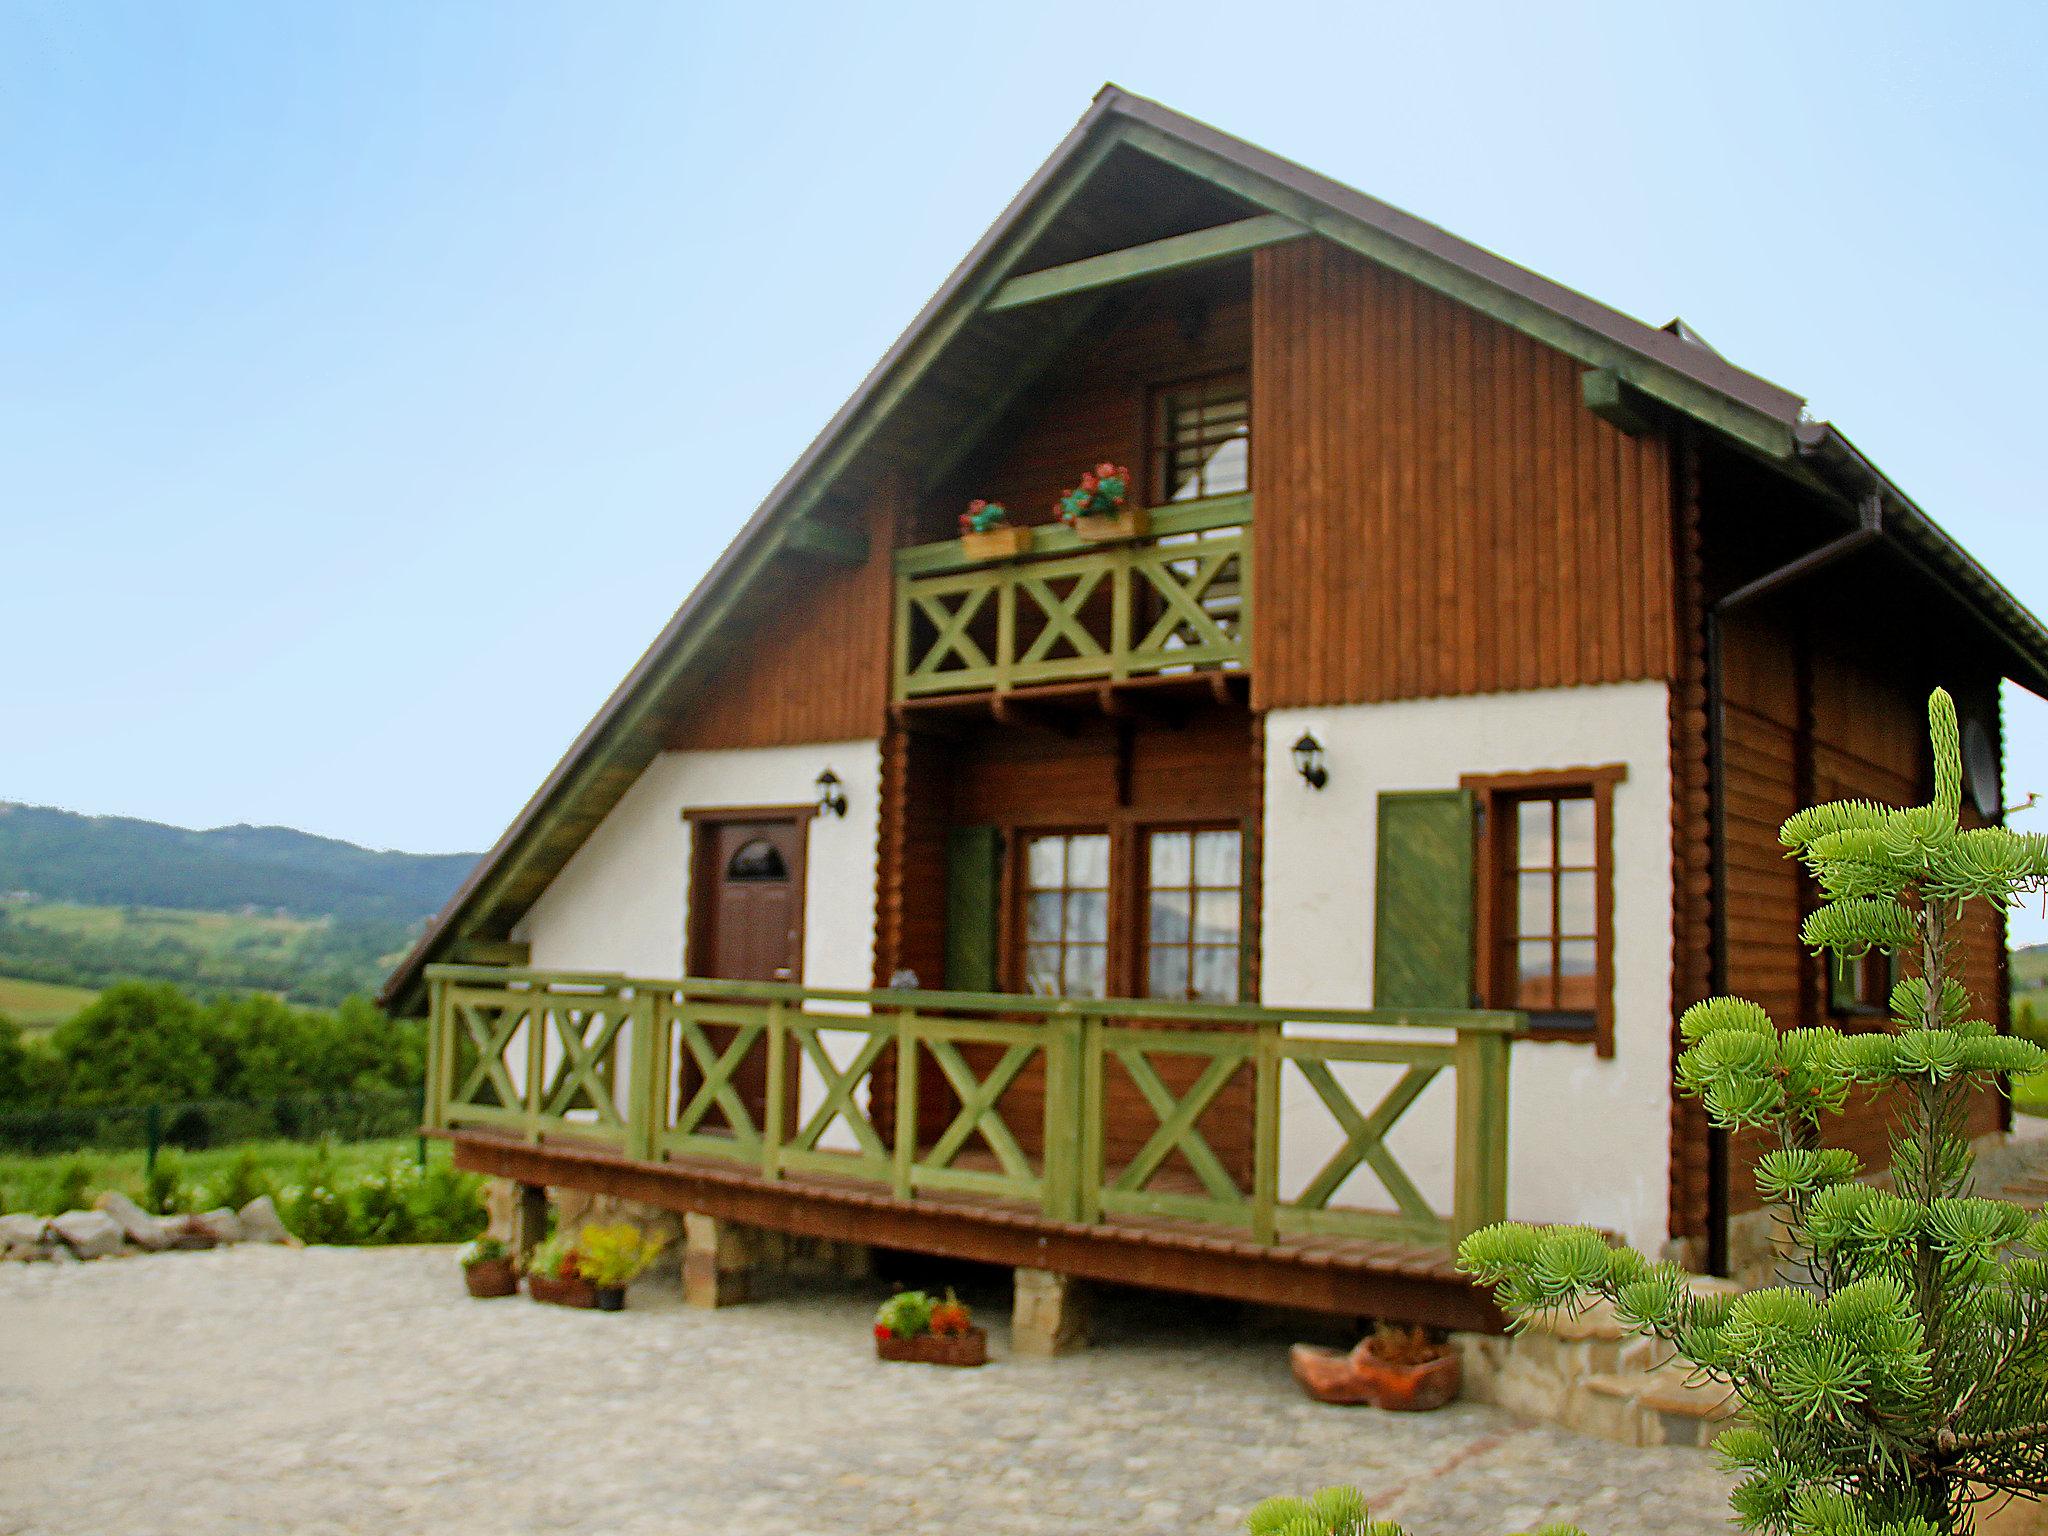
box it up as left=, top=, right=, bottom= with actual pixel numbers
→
left=0, top=981, right=423, bottom=1111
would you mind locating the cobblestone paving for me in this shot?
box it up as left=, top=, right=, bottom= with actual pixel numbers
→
left=0, top=1244, right=1737, bottom=1536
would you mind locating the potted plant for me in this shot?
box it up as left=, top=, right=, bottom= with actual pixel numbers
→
left=959, top=499, right=1032, bottom=561
left=575, top=1221, right=668, bottom=1311
left=1055, top=462, right=1147, bottom=542
left=1288, top=1322, right=1460, bottom=1410
left=523, top=1231, right=596, bottom=1309
left=459, top=1235, right=518, bottom=1298
left=873, top=1287, right=986, bottom=1367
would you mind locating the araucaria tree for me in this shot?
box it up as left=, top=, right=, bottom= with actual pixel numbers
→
left=1461, top=689, right=2048, bottom=1536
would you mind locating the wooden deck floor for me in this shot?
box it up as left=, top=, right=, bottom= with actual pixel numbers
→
left=443, top=1129, right=1504, bottom=1333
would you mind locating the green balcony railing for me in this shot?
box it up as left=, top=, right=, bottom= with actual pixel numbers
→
left=891, top=495, right=1251, bottom=701
left=424, top=965, right=1520, bottom=1248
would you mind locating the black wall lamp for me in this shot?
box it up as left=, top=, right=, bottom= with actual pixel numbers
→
left=1291, top=732, right=1328, bottom=790
left=815, top=768, right=848, bottom=818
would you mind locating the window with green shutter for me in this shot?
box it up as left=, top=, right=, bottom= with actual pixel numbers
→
left=1373, top=790, right=1476, bottom=1010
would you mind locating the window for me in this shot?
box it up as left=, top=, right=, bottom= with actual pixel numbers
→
left=1829, top=949, right=1896, bottom=1015
left=1153, top=374, right=1249, bottom=503
left=725, top=839, right=789, bottom=882
left=1144, top=828, right=1244, bottom=1002
left=1464, top=766, right=1624, bottom=1054
left=1021, top=832, right=1110, bottom=999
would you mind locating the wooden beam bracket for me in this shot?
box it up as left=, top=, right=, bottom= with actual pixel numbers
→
left=1581, top=367, right=1660, bottom=438
left=986, top=213, right=1306, bottom=313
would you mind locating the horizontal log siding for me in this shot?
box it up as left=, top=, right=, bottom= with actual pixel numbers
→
left=1250, top=239, right=1675, bottom=709
left=666, top=495, right=896, bottom=751
left=1719, top=613, right=2004, bottom=1215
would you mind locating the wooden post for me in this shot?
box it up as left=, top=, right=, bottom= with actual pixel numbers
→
left=1040, top=1014, right=1084, bottom=1221
left=1077, top=1011, right=1105, bottom=1224
left=423, top=977, right=447, bottom=1131
left=512, top=1181, right=548, bottom=1264
left=524, top=989, right=548, bottom=1145
left=1452, top=1028, right=1511, bottom=1238
left=892, top=1010, right=918, bottom=1200
left=763, top=999, right=786, bottom=1181
left=1251, top=1022, right=1280, bottom=1244
left=624, top=991, right=659, bottom=1163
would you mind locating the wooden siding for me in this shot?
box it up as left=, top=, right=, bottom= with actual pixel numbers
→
left=665, top=494, right=896, bottom=752
left=1717, top=604, right=2006, bottom=1215
left=914, top=268, right=1252, bottom=546
left=1249, top=239, right=1675, bottom=710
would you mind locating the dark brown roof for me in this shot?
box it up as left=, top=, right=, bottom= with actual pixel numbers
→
left=380, top=84, right=2048, bottom=1012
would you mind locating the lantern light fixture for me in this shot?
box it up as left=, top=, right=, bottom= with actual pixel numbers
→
left=815, top=768, right=848, bottom=819
left=1291, top=732, right=1328, bottom=791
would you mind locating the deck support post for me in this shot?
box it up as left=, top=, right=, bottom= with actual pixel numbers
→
left=512, top=1182, right=548, bottom=1263
left=682, top=1211, right=753, bottom=1308
left=1011, top=1267, right=1088, bottom=1356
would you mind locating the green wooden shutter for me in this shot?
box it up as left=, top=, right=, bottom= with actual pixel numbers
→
left=1374, top=789, right=1477, bottom=1009
left=945, top=825, right=1002, bottom=992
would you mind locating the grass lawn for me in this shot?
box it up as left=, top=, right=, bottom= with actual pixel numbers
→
left=0, top=973, right=100, bottom=1033
left=2016, top=1071, right=2048, bottom=1120
left=0, top=1134, right=443, bottom=1216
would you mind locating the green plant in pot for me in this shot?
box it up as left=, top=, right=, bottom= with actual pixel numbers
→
left=523, top=1231, right=595, bottom=1308
left=575, top=1222, right=668, bottom=1311
left=459, top=1234, right=517, bottom=1298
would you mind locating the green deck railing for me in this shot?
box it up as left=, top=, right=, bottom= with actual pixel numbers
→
left=423, top=966, right=1520, bottom=1247
left=892, top=495, right=1251, bottom=701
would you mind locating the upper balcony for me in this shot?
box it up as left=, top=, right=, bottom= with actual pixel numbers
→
left=891, top=495, right=1250, bottom=708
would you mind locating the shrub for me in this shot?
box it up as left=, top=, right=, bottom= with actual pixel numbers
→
left=143, top=1149, right=188, bottom=1214
left=1245, top=1485, right=1580, bottom=1536
left=576, top=1223, right=666, bottom=1288
left=50, top=1157, right=93, bottom=1214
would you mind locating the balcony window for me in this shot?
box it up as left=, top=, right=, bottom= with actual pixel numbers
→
left=1154, top=374, right=1249, bottom=503
left=1022, top=832, right=1111, bottom=999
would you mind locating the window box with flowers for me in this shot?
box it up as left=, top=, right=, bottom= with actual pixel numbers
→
left=958, top=499, right=1034, bottom=561
left=1056, top=462, right=1148, bottom=542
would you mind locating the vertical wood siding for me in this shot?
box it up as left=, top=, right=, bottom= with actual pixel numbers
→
left=666, top=494, right=897, bottom=752
left=1250, top=240, right=1675, bottom=709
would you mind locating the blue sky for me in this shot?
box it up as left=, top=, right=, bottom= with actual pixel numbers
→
left=5, top=4, right=2047, bottom=926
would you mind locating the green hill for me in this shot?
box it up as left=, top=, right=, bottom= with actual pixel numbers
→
left=0, top=802, right=474, bottom=926
left=0, top=803, right=477, bottom=1010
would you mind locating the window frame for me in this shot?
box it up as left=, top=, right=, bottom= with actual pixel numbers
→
left=1136, top=821, right=1249, bottom=1004
left=1462, top=764, right=1626, bottom=1057
left=1148, top=370, right=1251, bottom=507
left=1012, top=826, right=1115, bottom=1001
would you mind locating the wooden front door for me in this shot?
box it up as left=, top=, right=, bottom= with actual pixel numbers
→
left=685, top=815, right=808, bottom=1138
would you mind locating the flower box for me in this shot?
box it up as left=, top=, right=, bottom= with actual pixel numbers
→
left=876, top=1326, right=987, bottom=1367
left=527, top=1271, right=598, bottom=1309
left=1287, top=1337, right=1461, bottom=1410
left=961, top=525, right=1035, bottom=561
left=1068, top=508, right=1149, bottom=543
left=464, top=1257, right=518, bottom=1298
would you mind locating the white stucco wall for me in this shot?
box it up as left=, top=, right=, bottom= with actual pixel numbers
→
left=1261, top=682, right=1673, bottom=1250
left=510, top=739, right=882, bottom=989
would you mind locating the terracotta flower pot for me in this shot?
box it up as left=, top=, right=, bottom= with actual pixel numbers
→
left=876, top=1326, right=987, bottom=1367
left=1068, top=507, right=1149, bottom=543
left=961, top=525, right=1034, bottom=561
left=1348, top=1338, right=1461, bottom=1411
left=527, top=1270, right=598, bottom=1309
left=463, top=1257, right=518, bottom=1298
left=1289, top=1343, right=1376, bottom=1404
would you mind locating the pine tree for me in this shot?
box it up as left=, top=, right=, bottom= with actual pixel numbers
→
left=1459, top=689, right=2048, bottom=1535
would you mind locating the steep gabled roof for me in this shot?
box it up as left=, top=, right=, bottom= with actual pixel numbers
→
left=382, top=84, right=2048, bottom=1012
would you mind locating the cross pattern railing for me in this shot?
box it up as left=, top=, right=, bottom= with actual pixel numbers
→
left=425, top=967, right=1517, bottom=1247
left=892, top=496, right=1251, bottom=701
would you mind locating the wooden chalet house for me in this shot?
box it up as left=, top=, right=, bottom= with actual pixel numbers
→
left=386, top=88, right=2048, bottom=1331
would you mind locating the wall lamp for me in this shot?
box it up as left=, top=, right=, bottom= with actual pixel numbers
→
left=1291, top=732, right=1329, bottom=790
left=815, top=768, right=848, bottom=819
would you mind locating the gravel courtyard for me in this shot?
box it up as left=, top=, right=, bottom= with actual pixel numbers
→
left=0, top=1243, right=1736, bottom=1536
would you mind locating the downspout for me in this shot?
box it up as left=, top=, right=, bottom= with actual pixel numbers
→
left=1702, top=484, right=1883, bottom=1275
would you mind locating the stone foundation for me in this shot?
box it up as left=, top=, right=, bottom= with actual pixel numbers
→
left=1012, top=1267, right=1088, bottom=1356
left=1455, top=1282, right=1742, bottom=1447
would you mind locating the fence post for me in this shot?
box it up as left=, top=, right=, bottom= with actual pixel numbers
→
left=145, top=1101, right=163, bottom=1176
left=525, top=984, right=548, bottom=1144
left=1077, top=1011, right=1104, bottom=1224
left=762, top=998, right=786, bottom=1182
left=891, top=1010, right=917, bottom=1200
left=624, top=990, right=660, bottom=1163
left=1251, top=1022, right=1280, bottom=1245
left=1040, top=1012, right=1083, bottom=1222
left=1452, top=1027, right=1511, bottom=1239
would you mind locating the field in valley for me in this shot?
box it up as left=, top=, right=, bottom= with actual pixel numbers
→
left=0, top=973, right=99, bottom=1032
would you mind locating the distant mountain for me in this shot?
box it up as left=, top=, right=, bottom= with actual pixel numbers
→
left=0, top=802, right=476, bottom=927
